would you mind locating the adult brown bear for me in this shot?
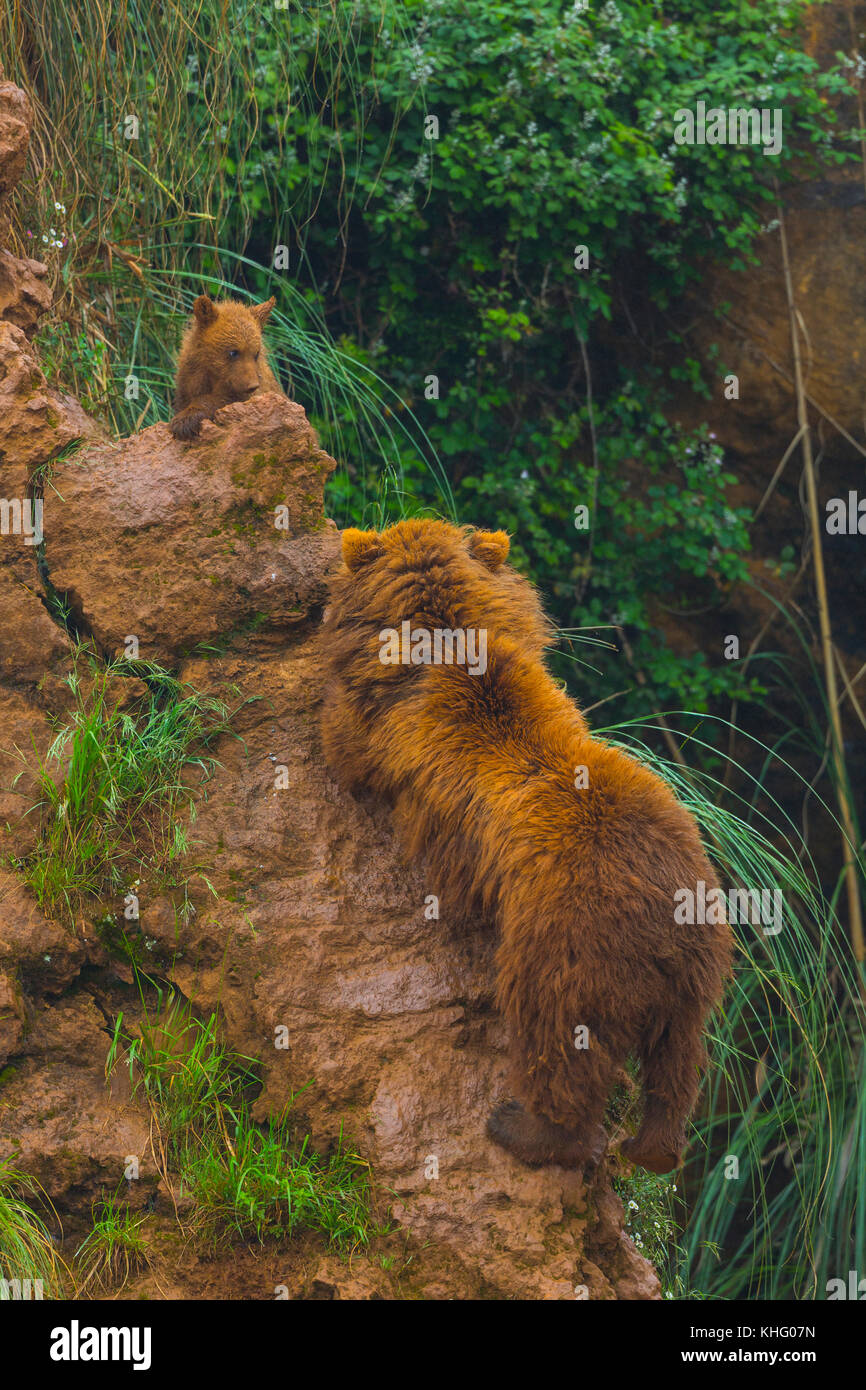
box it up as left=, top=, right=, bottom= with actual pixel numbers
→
left=320, top=519, right=732, bottom=1174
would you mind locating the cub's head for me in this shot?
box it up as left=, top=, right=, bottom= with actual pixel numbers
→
left=325, top=518, right=552, bottom=663
left=187, top=295, right=275, bottom=401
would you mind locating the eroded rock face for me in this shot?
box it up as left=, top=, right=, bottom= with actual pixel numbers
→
left=0, top=321, right=101, bottom=477
left=0, top=83, right=53, bottom=337
left=0, top=81, right=34, bottom=206
left=0, top=249, right=52, bottom=337
left=670, top=188, right=866, bottom=462
left=0, top=990, right=155, bottom=1210
left=164, top=644, right=657, bottom=1300
left=0, top=567, right=72, bottom=857
left=0, top=386, right=656, bottom=1301
left=0, top=866, right=85, bottom=1004
left=0, top=562, right=69, bottom=686
left=0, top=868, right=154, bottom=1215
left=0, top=403, right=657, bottom=1299
left=43, top=395, right=340, bottom=662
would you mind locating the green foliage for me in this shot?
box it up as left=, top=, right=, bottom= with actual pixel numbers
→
left=265, top=0, right=849, bottom=722
left=604, top=714, right=866, bottom=1299
left=108, top=983, right=382, bottom=1250
left=0, top=1162, right=67, bottom=1298
left=74, top=1194, right=148, bottom=1294
left=607, top=1066, right=690, bottom=1297
left=36, top=323, right=112, bottom=418
left=182, top=1123, right=377, bottom=1250
left=108, top=985, right=243, bottom=1154
left=13, top=650, right=234, bottom=926
left=614, top=1169, right=687, bottom=1298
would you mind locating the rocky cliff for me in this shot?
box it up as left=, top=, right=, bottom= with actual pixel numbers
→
left=0, top=82, right=656, bottom=1300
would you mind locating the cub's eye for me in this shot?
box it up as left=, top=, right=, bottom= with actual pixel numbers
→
left=227, top=349, right=240, bottom=360
left=254, top=350, right=260, bottom=361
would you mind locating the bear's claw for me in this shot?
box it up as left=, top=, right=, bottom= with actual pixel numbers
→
left=169, top=409, right=209, bottom=440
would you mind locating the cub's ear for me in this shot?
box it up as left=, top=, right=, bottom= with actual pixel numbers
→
left=468, top=529, right=510, bottom=571
left=192, top=295, right=218, bottom=327
left=342, top=528, right=386, bottom=572
left=251, top=296, right=276, bottom=326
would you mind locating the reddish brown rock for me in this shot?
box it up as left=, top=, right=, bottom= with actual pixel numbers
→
left=0, top=867, right=85, bottom=999
left=43, top=394, right=341, bottom=663
left=0, top=248, right=52, bottom=337
left=671, top=189, right=866, bottom=463
left=0, top=81, right=33, bottom=205
left=0, top=568, right=72, bottom=860
left=0, top=84, right=53, bottom=337
left=0, top=321, right=99, bottom=476
left=0, top=993, right=155, bottom=1207
left=0, top=968, right=25, bottom=1063
left=0, top=564, right=69, bottom=689
left=0, top=685, right=57, bottom=856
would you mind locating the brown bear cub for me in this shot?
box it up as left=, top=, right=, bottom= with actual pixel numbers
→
left=170, top=294, right=281, bottom=440
left=321, top=519, right=732, bottom=1175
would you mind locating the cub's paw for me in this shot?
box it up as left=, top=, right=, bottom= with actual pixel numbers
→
left=620, top=1134, right=681, bottom=1175
left=487, top=1100, right=607, bottom=1170
left=169, top=409, right=210, bottom=441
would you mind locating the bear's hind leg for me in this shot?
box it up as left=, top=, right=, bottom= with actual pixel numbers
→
left=487, top=1099, right=607, bottom=1170
left=490, top=934, right=620, bottom=1169
left=621, top=1008, right=706, bottom=1174
left=487, top=1034, right=616, bottom=1171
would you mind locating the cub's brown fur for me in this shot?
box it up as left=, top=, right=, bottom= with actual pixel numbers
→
left=321, top=519, right=733, bottom=1175
left=170, top=295, right=281, bottom=440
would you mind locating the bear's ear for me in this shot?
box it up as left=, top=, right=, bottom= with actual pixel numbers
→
left=468, top=529, right=510, bottom=571
left=251, top=296, right=276, bottom=326
left=192, top=295, right=218, bottom=327
left=342, top=528, right=386, bottom=573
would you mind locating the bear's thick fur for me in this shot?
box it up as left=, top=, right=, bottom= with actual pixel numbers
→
left=170, top=294, right=281, bottom=440
left=320, top=519, right=733, bottom=1174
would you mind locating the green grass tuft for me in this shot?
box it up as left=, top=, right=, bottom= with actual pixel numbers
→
left=74, top=1193, right=149, bottom=1295
left=13, top=649, right=235, bottom=928
left=108, top=980, right=385, bottom=1253
left=0, top=1162, right=68, bottom=1299
left=182, top=1120, right=377, bottom=1251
